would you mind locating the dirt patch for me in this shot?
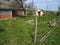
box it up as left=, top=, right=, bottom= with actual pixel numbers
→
left=26, top=19, right=34, bottom=26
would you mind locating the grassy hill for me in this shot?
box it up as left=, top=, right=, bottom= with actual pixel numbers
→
left=0, top=14, right=60, bottom=45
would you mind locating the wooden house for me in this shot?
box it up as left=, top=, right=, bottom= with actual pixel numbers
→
left=0, top=0, right=26, bottom=19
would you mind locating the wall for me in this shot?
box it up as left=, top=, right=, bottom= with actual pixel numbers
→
left=9, top=0, right=16, bottom=2
left=18, top=10, right=25, bottom=16
left=0, top=14, right=12, bottom=19
left=0, top=10, right=12, bottom=19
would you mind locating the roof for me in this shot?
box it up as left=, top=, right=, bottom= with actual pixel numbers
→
left=0, top=1, right=21, bottom=10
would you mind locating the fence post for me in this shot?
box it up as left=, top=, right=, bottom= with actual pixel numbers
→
left=34, top=16, right=38, bottom=43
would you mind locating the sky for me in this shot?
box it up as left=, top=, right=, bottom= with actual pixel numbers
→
left=26, top=0, right=60, bottom=11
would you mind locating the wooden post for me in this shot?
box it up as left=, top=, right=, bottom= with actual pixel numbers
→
left=34, top=16, right=38, bottom=43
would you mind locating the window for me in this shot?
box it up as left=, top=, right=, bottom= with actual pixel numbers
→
left=4, top=0, right=9, bottom=2
left=0, top=10, right=12, bottom=15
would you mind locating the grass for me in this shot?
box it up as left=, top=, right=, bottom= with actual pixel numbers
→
left=0, top=13, right=60, bottom=45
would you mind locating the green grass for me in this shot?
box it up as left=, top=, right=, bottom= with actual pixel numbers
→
left=0, top=14, right=60, bottom=45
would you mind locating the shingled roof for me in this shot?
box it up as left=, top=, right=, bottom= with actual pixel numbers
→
left=0, top=1, right=21, bottom=10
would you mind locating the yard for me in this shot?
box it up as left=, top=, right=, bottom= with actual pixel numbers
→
left=0, top=13, right=60, bottom=45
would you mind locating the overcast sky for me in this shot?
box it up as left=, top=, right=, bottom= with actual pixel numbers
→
left=26, top=0, right=60, bottom=11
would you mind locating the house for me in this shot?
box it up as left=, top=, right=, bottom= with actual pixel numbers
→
left=34, top=9, right=44, bottom=16
left=0, top=0, right=26, bottom=19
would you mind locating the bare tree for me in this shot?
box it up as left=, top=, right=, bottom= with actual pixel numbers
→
left=16, top=0, right=27, bottom=8
left=58, top=7, right=60, bottom=12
